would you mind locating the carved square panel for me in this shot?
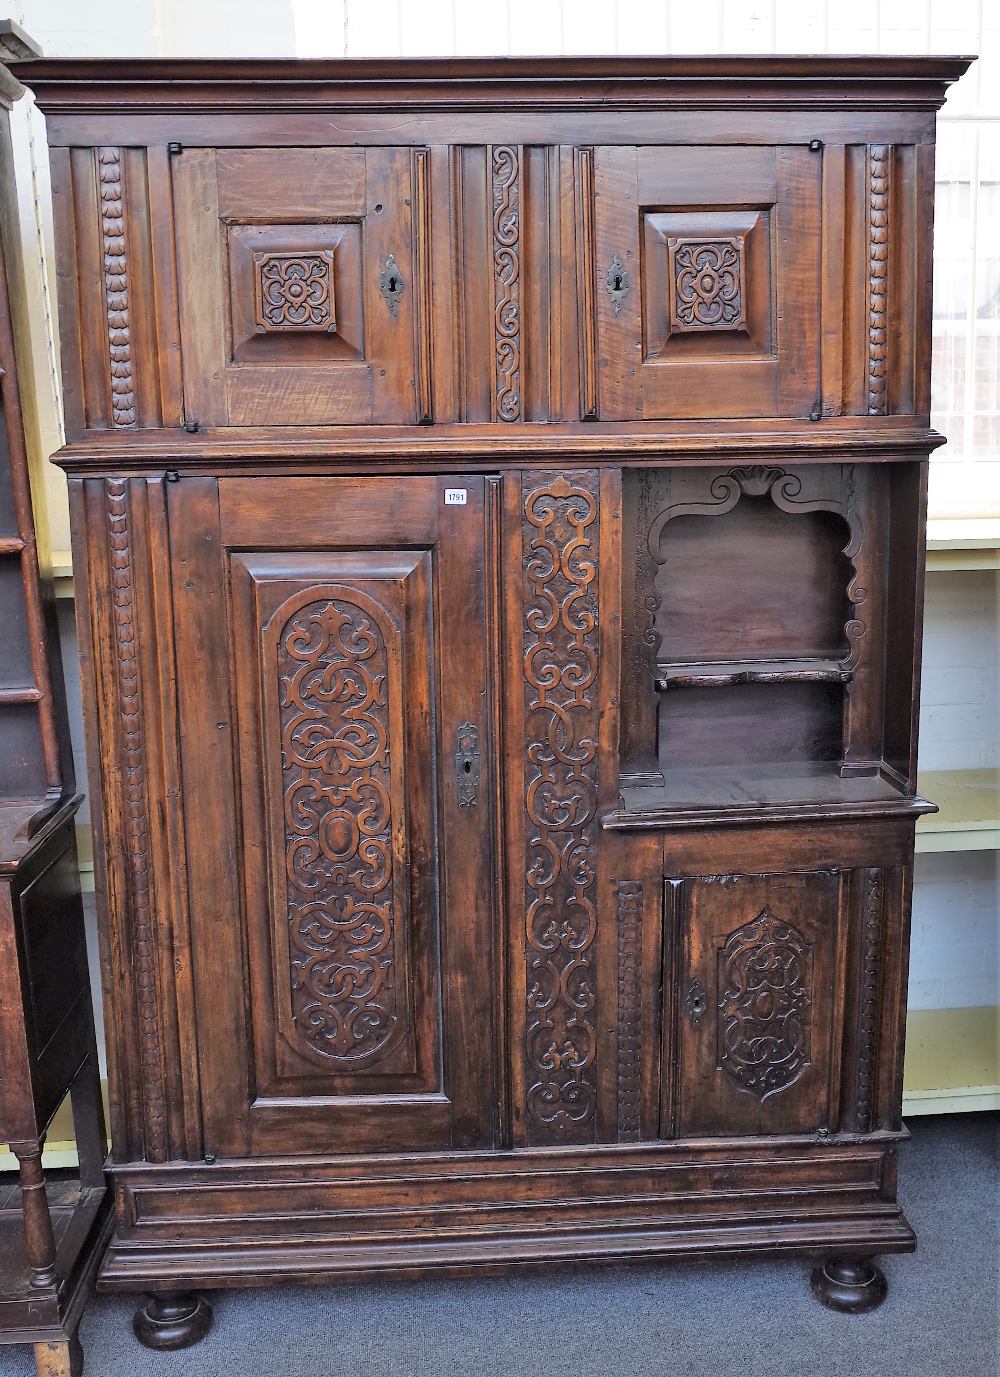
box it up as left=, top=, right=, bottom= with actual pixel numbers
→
left=641, top=210, right=771, bottom=364
left=666, top=235, right=747, bottom=334
left=252, top=249, right=336, bottom=333
left=226, top=223, right=364, bottom=367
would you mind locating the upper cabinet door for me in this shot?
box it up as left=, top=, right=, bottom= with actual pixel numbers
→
left=593, top=146, right=821, bottom=421
left=172, top=147, right=427, bottom=426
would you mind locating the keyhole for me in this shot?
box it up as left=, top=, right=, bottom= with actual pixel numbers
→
left=464, top=760, right=472, bottom=773
left=612, top=273, right=623, bottom=292
left=388, top=275, right=398, bottom=293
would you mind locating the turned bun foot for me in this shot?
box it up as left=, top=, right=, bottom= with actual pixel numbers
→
left=132, top=1292, right=213, bottom=1350
left=810, top=1257, right=888, bottom=1313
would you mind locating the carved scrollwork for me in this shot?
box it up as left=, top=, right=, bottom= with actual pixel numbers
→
left=645, top=465, right=868, bottom=675
left=253, top=250, right=335, bottom=332
left=276, top=594, right=401, bottom=1067
left=668, top=235, right=746, bottom=333
left=492, top=145, right=521, bottom=421
left=717, top=907, right=813, bottom=1101
left=98, top=149, right=136, bottom=427
left=522, top=471, right=600, bottom=1143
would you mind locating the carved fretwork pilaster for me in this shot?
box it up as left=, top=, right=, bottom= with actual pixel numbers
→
left=105, top=479, right=167, bottom=1162
left=856, top=868, right=885, bottom=1133
left=616, top=880, right=643, bottom=1142
left=522, top=471, right=600, bottom=1145
left=491, top=145, right=521, bottom=422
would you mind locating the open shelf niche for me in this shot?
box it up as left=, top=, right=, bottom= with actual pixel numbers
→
left=615, top=462, right=929, bottom=819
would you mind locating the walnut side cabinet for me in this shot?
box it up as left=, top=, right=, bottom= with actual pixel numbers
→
left=24, top=55, right=972, bottom=1345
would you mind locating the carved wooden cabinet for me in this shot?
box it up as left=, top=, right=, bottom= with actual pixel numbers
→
left=23, top=55, right=971, bottom=1344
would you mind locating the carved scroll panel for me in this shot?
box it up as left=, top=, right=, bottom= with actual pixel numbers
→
left=273, top=592, right=402, bottom=1067
left=521, top=471, right=600, bottom=1145
left=231, top=551, right=442, bottom=1092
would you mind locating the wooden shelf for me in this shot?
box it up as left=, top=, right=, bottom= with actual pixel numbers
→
left=926, top=518, right=1000, bottom=571
left=903, top=1006, right=1000, bottom=1114
left=915, top=769, right=1000, bottom=853
left=609, top=762, right=931, bottom=830
left=654, top=657, right=850, bottom=689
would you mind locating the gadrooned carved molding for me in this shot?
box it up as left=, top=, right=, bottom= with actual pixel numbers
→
left=616, top=879, right=643, bottom=1142
left=105, top=479, right=167, bottom=1160
left=856, top=868, right=885, bottom=1132
left=667, top=235, right=747, bottom=333
left=866, top=145, right=890, bottom=416
left=253, top=250, right=336, bottom=333
left=98, top=148, right=137, bottom=426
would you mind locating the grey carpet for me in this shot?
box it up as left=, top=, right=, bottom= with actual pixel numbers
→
left=2, top=1114, right=997, bottom=1377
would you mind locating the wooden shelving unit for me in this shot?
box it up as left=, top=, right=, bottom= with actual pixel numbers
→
left=904, top=525, right=999, bottom=1114
left=915, top=769, right=1000, bottom=853
left=925, top=517, right=1000, bottom=572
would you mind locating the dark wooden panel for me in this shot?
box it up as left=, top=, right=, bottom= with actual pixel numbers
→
left=183, top=475, right=496, bottom=1156
left=595, top=144, right=821, bottom=421
left=172, top=147, right=421, bottom=426
left=670, top=870, right=847, bottom=1138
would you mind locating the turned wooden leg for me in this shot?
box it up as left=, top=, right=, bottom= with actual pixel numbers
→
left=132, top=1292, right=213, bottom=1350
left=34, top=1335, right=83, bottom=1377
left=811, top=1256, right=888, bottom=1313
left=12, top=1143, right=57, bottom=1289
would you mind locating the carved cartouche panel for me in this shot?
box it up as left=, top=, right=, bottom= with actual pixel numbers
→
left=717, top=906, right=812, bottom=1101
left=667, top=235, right=747, bottom=333
left=275, top=593, right=402, bottom=1067
left=522, top=471, right=600, bottom=1144
left=253, top=250, right=336, bottom=333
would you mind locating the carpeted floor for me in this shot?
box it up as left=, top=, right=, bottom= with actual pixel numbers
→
left=1, top=1114, right=997, bottom=1377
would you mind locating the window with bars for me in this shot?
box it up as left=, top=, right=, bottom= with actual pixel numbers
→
left=932, top=122, right=1000, bottom=472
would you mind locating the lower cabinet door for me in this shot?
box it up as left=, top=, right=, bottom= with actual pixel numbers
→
left=669, top=870, right=848, bottom=1137
left=169, top=475, right=496, bottom=1155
